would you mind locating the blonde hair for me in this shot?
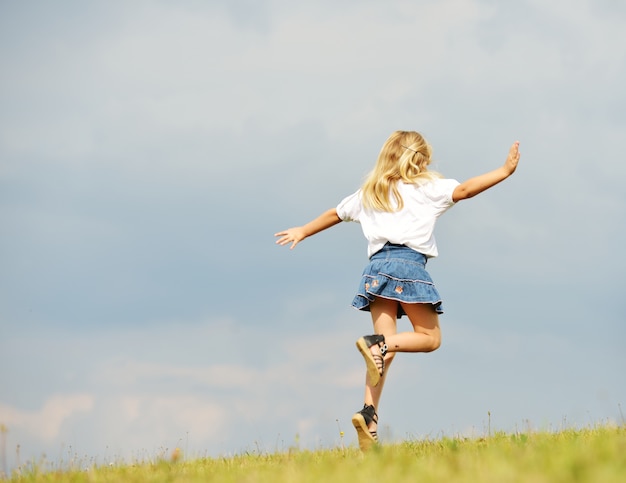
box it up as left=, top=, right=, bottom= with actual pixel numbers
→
left=361, top=130, right=441, bottom=212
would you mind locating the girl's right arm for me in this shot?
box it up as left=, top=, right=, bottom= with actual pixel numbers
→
left=452, top=141, right=520, bottom=202
left=275, top=208, right=342, bottom=249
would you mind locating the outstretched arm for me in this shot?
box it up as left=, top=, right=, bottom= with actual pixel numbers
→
left=452, top=141, right=520, bottom=202
left=275, top=208, right=342, bottom=249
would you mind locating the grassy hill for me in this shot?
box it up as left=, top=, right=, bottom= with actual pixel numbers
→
left=6, top=424, right=625, bottom=482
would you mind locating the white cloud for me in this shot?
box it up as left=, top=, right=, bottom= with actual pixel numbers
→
left=101, top=394, right=227, bottom=449
left=0, top=394, right=94, bottom=442
left=0, top=312, right=366, bottom=466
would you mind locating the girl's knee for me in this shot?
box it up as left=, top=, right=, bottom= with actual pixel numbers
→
left=425, top=334, right=441, bottom=352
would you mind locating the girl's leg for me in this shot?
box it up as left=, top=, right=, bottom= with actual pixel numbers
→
left=357, top=299, right=441, bottom=439
left=353, top=296, right=398, bottom=448
left=386, top=301, right=441, bottom=353
left=363, top=297, right=399, bottom=411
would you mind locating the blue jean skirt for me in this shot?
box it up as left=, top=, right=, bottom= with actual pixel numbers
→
left=352, top=243, right=444, bottom=318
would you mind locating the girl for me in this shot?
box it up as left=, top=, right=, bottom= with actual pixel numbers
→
left=275, top=130, right=520, bottom=451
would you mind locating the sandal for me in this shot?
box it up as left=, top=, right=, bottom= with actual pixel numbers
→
left=355, top=334, right=387, bottom=387
left=351, top=404, right=379, bottom=451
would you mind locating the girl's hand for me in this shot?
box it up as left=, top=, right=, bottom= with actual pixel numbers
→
left=275, top=208, right=342, bottom=249
left=275, top=227, right=308, bottom=249
left=504, top=141, right=521, bottom=175
left=452, top=141, right=521, bottom=202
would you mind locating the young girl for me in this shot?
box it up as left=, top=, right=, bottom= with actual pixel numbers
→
left=275, top=130, right=520, bottom=451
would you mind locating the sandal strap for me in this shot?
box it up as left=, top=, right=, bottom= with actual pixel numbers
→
left=358, top=404, right=378, bottom=426
left=363, top=334, right=388, bottom=357
left=372, top=353, right=385, bottom=375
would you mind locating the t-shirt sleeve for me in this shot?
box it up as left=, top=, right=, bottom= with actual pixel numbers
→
left=336, top=189, right=362, bottom=222
left=422, top=178, right=460, bottom=213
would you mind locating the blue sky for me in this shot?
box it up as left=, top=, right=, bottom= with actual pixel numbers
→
left=1, top=0, right=625, bottom=472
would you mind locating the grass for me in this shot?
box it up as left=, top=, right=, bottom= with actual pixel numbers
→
left=4, top=424, right=625, bottom=482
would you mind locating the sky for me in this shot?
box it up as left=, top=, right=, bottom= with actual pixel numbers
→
left=1, top=0, right=625, bottom=473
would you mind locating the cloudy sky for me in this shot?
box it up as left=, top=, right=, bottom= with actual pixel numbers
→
left=1, top=0, right=625, bottom=472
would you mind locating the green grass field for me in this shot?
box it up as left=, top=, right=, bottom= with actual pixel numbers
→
left=5, top=425, right=625, bottom=482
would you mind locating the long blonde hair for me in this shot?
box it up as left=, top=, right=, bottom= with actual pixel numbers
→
left=361, top=130, right=441, bottom=212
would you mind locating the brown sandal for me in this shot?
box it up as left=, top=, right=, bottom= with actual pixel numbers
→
left=351, top=404, right=379, bottom=451
left=355, top=334, right=387, bottom=387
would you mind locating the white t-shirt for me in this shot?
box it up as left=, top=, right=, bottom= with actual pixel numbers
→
left=336, top=178, right=460, bottom=258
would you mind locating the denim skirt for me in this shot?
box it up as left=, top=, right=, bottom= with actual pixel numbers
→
left=352, top=243, right=444, bottom=318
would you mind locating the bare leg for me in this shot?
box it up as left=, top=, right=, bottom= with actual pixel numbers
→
left=363, top=297, right=399, bottom=411
left=352, top=296, right=398, bottom=450
left=360, top=298, right=441, bottom=435
left=388, top=301, right=441, bottom=353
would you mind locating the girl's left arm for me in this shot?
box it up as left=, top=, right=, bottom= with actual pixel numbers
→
left=275, top=208, right=342, bottom=249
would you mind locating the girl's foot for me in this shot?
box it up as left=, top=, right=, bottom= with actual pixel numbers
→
left=355, top=334, right=387, bottom=387
left=351, top=404, right=379, bottom=451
